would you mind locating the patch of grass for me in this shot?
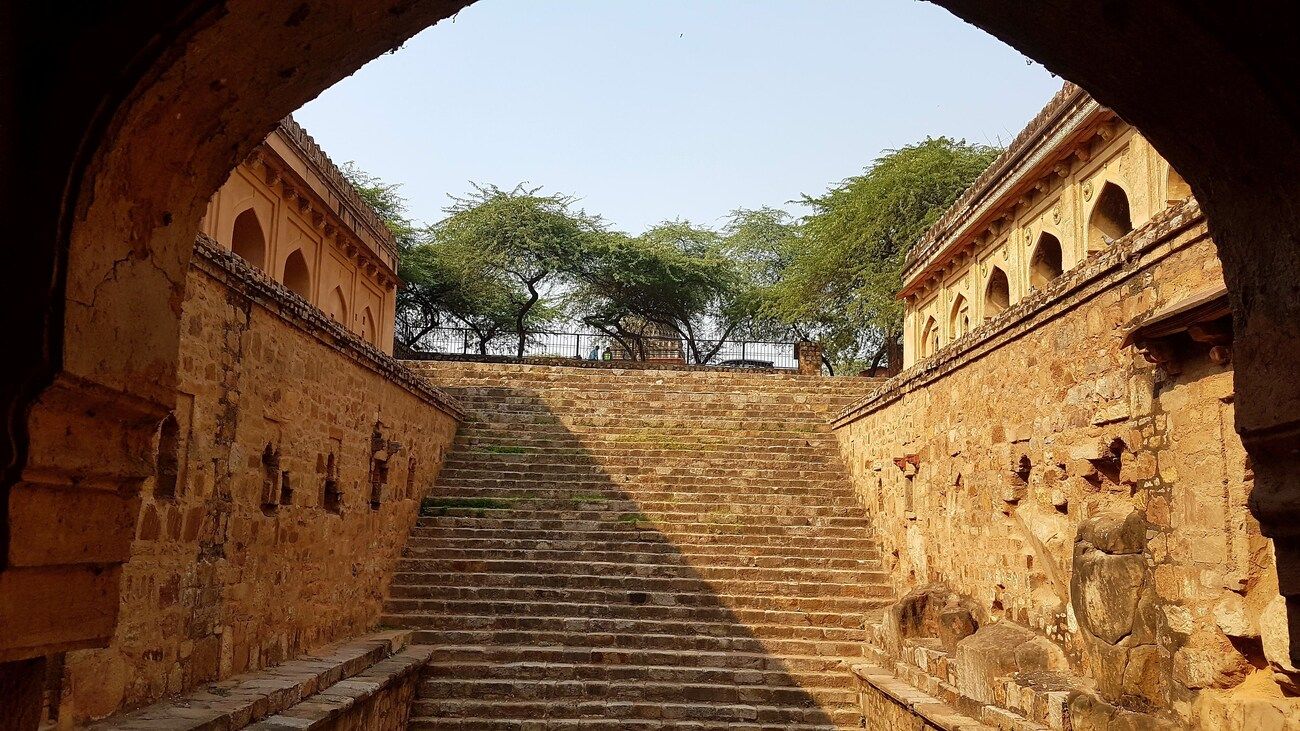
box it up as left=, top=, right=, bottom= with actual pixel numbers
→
left=475, top=445, right=530, bottom=454
left=571, top=491, right=610, bottom=505
left=617, top=512, right=651, bottom=525
left=421, top=496, right=518, bottom=516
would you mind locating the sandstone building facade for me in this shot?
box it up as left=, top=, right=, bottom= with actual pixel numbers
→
left=40, top=126, right=461, bottom=724
left=835, top=86, right=1293, bottom=728
left=901, top=85, right=1192, bottom=369
left=199, top=118, right=400, bottom=354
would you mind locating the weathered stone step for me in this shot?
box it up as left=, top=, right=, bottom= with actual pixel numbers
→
left=417, top=677, right=857, bottom=708
left=384, top=601, right=870, bottom=629
left=409, top=718, right=846, bottom=731
left=407, top=525, right=877, bottom=546
left=389, top=570, right=886, bottom=600
left=428, top=476, right=849, bottom=494
left=410, top=509, right=868, bottom=525
left=436, top=462, right=846, bottom=479
left=426, top=485, right=862, bottom=506
left=388, top=612, right=868, bottom=644
left=400, top=546, right=880, bottom=569
left=386, top=585, right=891, bottom=614
left=406, top=629, right=865, bottom=659
left=422, top=644, right=865, bottom=675
left=402, top=531, right=880, bottom=553
left=418, top=499, right=860, bottom=521
left=394, top=557, right=888, bottom=586
left=422, top=658, right=850, bottom=689
left=410, top=697, right=860, bottom=726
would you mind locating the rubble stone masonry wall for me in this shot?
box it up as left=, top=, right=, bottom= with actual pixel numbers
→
left=833, top=202, right=1290, bottom=724
left=54, top=236, right=462, bottom=724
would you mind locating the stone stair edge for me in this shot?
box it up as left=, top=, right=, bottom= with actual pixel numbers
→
left=85, top=630, right=416, bottom=731
left=244, top=644, right=434, bottom=731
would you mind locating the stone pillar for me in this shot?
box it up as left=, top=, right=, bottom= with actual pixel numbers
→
left=795, top=341, right=823, bottom=376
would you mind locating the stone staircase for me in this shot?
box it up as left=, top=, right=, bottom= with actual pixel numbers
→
left=385, top=362, right=889, bottom=730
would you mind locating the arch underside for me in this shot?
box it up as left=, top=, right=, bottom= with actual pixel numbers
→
left=5, top=0, right=1300, bottom=712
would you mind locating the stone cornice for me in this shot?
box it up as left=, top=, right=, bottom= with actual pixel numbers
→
left=191, top=234, right=464, bottom=420
left=900, top=84, right=1104, bottom=297
left=835, top=200, right=1207, bottom=429
left=276, top=116, right=401, bottom=262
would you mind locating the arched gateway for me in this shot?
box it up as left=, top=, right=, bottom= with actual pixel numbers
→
left=4, top=2, right=1300, bottom=727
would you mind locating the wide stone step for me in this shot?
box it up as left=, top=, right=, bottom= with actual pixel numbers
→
left=400, top=525, right=878, bottom=548
left=386, top=585, right=891, bottom=614
left=409, top=718, right=846, bottom=730
left=383, top=601, right=871, bottom=629
left=387, top=613, right=867, bottom=643
left=425, top=486, right=862, bottom=507
left=406, top=628, right=865, bottom=658
left=400, top=546, right=880, bottom=570
left=410, top=697, right=860, bottom=726
left=422, top=658, right=851, bottom=689
left=389, top=570, right=886, bottom=600
left=413, top=512, right=872, bottom=531
left=406, top=525, right=877, bottom=546
left=417, top=677, right=857, bottom=708
left=394, top=557, right=889, bottom=586
left=421, top=644, right=865, bottom=676
left=418, top=499, right=860, bottom=521
left=436, top=463, right=847, bottom=479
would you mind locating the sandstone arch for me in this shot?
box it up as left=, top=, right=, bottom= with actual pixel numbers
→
left=984, top=266, right=1011, bottom=320
left=1029, top=232, right=1063, bottom=290
left=282, top=249, right=312, bottom=300
left=8, top=0, right=1300, bottom=707
left=1087, top=181, right=1133, bottom=252
left=921, top=316, right=940, bottom=358
left=230, top=208, right=268, bottom=270
left=327, top=285, right=348, bottom=325
left=361, top=307, right=377, bottom=346
left=949, top=294, right=970, bottom=340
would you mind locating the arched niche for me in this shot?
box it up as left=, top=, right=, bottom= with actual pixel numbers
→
left=950, top=294, right=971, bottom=340
left=1030, top=232, right=1064, bottom=290
left=326, top=285, right=348, bottom=325
left=985, top=267, right=1011, bottom=320
left=920, top=316, right=940, bottom=359
left=1087, top=182, right=1133, bottom=253
left=283, top=249, right=312, bottom=300
left=230, top=208, right=268, bottom=270
left=361, top=307, right=377, bottom=346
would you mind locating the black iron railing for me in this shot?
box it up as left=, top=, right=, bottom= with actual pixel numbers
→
left=409, top=327, right=800, bottom=370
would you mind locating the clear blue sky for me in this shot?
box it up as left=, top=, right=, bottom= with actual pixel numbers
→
left=296, top=0, right=1060, bottom=233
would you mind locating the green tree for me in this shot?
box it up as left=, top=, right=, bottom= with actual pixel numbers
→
left=570, top=221, right=747, bottom=364
left=770, top=137, right=999, bottom=371
left=432, top=183, right=604, bottom=357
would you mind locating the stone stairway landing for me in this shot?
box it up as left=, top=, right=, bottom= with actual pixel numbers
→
left=391, top=362, right=888, bottom=730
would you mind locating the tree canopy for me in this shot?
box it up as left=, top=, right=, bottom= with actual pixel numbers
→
left=343, top=135, right=1000, bottom=372
left=762, top=137, right=1000, bottom=371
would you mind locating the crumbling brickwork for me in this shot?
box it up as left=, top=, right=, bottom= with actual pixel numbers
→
left=51, top=237, right=460, bottom=724
left=834, top=204, right=1295, bottom=727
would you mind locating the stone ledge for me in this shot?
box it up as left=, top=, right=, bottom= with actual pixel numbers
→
left=245, top=645, right=431, bottom=730
left=191, top=235, right=464, bottom=420
left=88, top=630, right=415, bottom=730
left=852, top=664, right=1000, bottom=731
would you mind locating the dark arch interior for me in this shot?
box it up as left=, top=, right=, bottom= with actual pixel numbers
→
left=231, top=208, right=267, bottom=269
left=9, top=0, right=1300, bottom=718
left=984, top=267, right=1010, bottom=318
left=1088, top=182, right=1133, bottom=252
left=283, top=249, right=312, bottom=299
left=1030, top=233, right=1063, bottom=289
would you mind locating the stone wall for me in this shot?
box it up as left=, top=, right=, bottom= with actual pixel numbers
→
left=833, top=202, right=1292, bottom=725
left=52, top=237, right=461, bottom=724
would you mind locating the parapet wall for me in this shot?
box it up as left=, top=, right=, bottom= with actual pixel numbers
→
left=54, top=237, right=461, bottom=724
left=833, top=202, right=1292, bottom=725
